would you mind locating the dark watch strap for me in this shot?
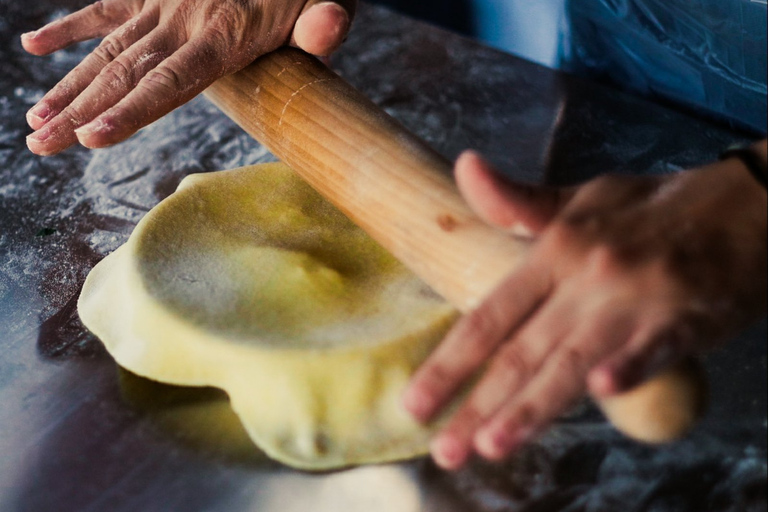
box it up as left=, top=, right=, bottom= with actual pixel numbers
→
left=720, top=144, right=768, bottom=188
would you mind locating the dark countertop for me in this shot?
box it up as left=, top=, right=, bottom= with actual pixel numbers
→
left=1, top=2, right=766, bottom=511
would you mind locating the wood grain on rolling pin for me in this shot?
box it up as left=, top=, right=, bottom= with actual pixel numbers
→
left=204, top=47, right=707, bottom=444
left=205, top=49, right=524, bottom=311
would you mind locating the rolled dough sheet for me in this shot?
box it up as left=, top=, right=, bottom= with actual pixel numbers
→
left=78, top=163, right=458, bottom=471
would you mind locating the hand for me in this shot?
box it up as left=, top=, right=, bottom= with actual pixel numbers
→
left=403, top=146, right=768, bottom=470
left=22, top=0, right=356, bottom=155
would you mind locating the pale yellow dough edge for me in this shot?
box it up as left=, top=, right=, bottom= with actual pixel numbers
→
left=78, top=163, right=458, bottom=471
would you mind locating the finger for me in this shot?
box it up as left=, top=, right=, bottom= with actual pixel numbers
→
left=290, top=0, right=357, bottom=57
left=21, top=0, right=137, bottom=56
left=474, top=306, right=635, bottom=460
left=26, top=12, right=158, bottom=133
left=27, top=27, right=182, bottom=156
left=455, top=150, right=574, bottom=238
left=403, top=259, right=552, bottom=424
left=74, top=36, right=227, bottom=149
left=588, top=316, right=697, bottom=397
left=429, top=293, right=577, bottom=470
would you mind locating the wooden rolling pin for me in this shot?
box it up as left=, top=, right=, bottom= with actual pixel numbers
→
left=204, top=47, right=707, bottom=444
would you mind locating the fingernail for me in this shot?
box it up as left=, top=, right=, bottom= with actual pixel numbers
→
left=294, top=2, right=350, bottom=56
left=507, top=223, right=535, bottom=240
left=27, top=103, right=50, bottom=124
left=300, top=0, right=350, bottom=33
left=588, top=366, right=618, bottom=397
left=402, top=389, right=433, bottom=422
left=431, top=435, right=467, bottom=470
left=27, top=125, right=52, bottom=143
left=457, top=150, right=488, bottom=169
left=21, top=30, right=39, bottom=40
left=311, top=1, right=349, bottom=18
left=476, top=427, right=532, bottom=459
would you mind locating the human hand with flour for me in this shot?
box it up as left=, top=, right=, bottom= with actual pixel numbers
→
left=404, top=144, right=768, bottom=470
left=23, top=0, right=356, bottom=155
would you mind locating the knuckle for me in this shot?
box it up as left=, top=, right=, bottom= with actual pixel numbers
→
left=516, top=403, right=537, bottom=425
left=463, top=308, right=498, bottom=340
left=89, top=0, right=140, bottom=27
left=455, top=312, right=501, bottom=357
left=205, top=22, right=242, bottom=53
left=211, top=3, right=249, bottom=36
left=494, top=345, right=531, bottom=381
left=199, top=41, right=229, bottom=75
left=90, top=0, right=107, bottom=20
left=48, top=75, right=77, bottom=102
left=112, top=0, right=145, bottom=19
left=59, top=103, right=90, bottom=126
left=456, top=404, right=485, bottom=427
left=460, top=332, right=495, bottom=360
left=103, top=106, right=132, bottom=132
left=587, top=244, right=623, bottom=278
left=141, top=65, right=183, bottom=95
left=553, top=348, right=588, bottom=378
left=547, top=220, right=579, bottom=249
left=561, top=207, right=608, bottom=234
left=130, top=0, right=147, bottom=16
left=93, top=36, right=127, bottom=63
left=96, top=57, right=135, bottom=89
left=423, top=363, right=455, bottom=390
left=92, top=0, right=143, bottom=21
left=500, top=402, right=538, bottom=432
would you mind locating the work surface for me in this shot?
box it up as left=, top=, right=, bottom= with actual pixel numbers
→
left=1, top=1, right=766, bottom=511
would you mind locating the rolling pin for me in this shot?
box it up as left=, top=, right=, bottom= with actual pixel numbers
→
left=204, top=47, right=707, bottom=444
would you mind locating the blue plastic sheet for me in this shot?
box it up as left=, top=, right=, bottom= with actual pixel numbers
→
left=560, top=0, right=768, bottom=133
left=381, top=0, right=767, bottom=132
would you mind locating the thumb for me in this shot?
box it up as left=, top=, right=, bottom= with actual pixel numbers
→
left=290, top=0, right=357, bottom=57
left=455, top=150, right=572, bottom=237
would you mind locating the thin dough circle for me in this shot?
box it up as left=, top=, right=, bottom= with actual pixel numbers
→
left=79, top=163, right=457, bottom=470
